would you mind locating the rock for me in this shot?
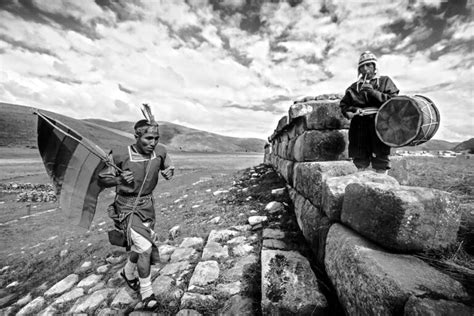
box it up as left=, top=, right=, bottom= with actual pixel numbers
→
left=160, top=261, right=192, bottom=277
left=69, top=288, right=114, bottom=313
left=262, top=239, right=287, bottom=250
left=44, top=274, right=79, bottom=298
left=276, top=159, right=294, bottom=184
left=249, top=210, right=258, bottom=214
left=180, top=292, right=218, bottom=310
left=262, top=228, right=285, bottom=239
left=215, top=281, right=242, bottom=297
left=87, top=281, right=106, bottom=294
left=264, top=201, right=285, bottom=214
left=105, top=255, right=124, bottom=265
left=271, top=188, right=286, bottom=196
left=322, top=171, right=399, bottom=221
left=15, top=293, right=32, bottom=307
left=189, top=261, right=220, bottom=287
left=218, top=295, right=254, bottom=316
left=208, top=216, right=221, bottom=224
left=17, top=297, right=45, bottom=315
left=231, top=225, right=251, bottom=232
left=232, top=244, right=254, bottom=256
left=325, top=224, right=469, bottom=316
left=76, top=261, right=92, bottom=273
left=213, top=190, right=229, bottom=196
left=52, top=288, right=85, bottom=306
left=261, top=250, right=328, bottom=315
left=176, top=309, right=202, bottom=316
left=202, top=241, right=229, bottom=261
left=224, top=254, right=258, bottom=282
left=293, top=161, right=357, bottom=207
left=226, top=236, right=247, bottom=244
left=0, top=294, right=16, bottom=308
left=404, top=296, right=474, bottom=316
left=208, top=229, right=241, bottom=243
left=293, top=130, right=348, bottom=162
left=152, top=275, right=174, bottom=297
left=110, top=288, right=137, bottom=309
left=275, top=115, right=288, bottom=133
left=38, top=305, right=58, bottom=316
left=170, top=248, right=198, bottom=263
left=248, top=216, right=268, bottom=226
left=291, top=189, right=330, bottom=265
left=77, top=274, right=102, bottom=288
left=96, top=264, right=110, bottom=274
left=169, top=225, right=181, bottom=240
left=158, top=244, right=176, bottom=263
left=180, top=237, right=205, bottom=249
left=289, top=99, right=348, bottom=130
left=341, top=183, right=462, bottom=252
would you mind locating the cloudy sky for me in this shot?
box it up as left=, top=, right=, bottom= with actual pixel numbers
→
left=0, top=0, right=472, bottom=141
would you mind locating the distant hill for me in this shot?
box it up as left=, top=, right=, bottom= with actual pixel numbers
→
left=0, top=102, right=265, bottom=153
left=83, top=118, right=265, bottom=152
left=453, top=138, right=474, bottom=152
left=397, top=139, right=459, bottom=151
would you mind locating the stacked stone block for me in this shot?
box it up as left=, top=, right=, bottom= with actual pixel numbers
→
left=267, top=95, right=471, bottom=315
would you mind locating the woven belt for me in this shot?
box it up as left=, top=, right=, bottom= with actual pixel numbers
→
left=116, top=194, right=152, bottom=207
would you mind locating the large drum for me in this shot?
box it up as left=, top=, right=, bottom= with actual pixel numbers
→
left=375, top=95, right=440, bottom=147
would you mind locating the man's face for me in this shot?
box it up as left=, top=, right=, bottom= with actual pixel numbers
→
left=135, top=131, right=159, bottom=155
left=359, top=63, right=376, bottom=79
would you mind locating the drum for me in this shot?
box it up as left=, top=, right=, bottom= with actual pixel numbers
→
left=375, top=95, right=440, bottom=147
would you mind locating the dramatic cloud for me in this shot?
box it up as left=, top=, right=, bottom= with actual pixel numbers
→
left=0, top=0, right=472, bottom=141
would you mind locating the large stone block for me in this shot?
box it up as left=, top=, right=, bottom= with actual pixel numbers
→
left=277, top=158, right=294, bottom=186
left=322, top=171, right=399, bottom=221
left=261, top=249, right=328, bottom=315
left=292, top=191, right=331, bottom=266
left=403, top=296, right=473, bottom=316
left=325, top=224, right=469, bottom=316
left=276, top=115, right=288, bottom=133
left=341, top=183, right=462, bottom=252
left=289, top=100, right=350, bottom=129
left=293, top=130, right=348, bottom=162
left=286, top=138, right=296, bottom=161
left=293, top=161, right=357, bottom=207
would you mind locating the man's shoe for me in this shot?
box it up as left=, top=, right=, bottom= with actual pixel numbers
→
left=374, top=169, right=388, bottom=175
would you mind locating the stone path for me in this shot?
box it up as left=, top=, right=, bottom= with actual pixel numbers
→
left=3, top=165, right=329, bottom=315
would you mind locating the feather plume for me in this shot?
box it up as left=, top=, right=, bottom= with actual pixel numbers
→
left=141, top=103, right=156, bottom=125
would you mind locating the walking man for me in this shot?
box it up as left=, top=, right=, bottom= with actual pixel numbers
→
left=340, top=51, right=399, bottom=173
left=98, top=108, right=174, bottom=310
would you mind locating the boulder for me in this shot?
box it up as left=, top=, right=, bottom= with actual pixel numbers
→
left=289, top=100, right=349, bottom=129
left=325, top=224, right=469, bottom=316
left=261, top=250, right=328, bottom=315
left=276, top=159, right=294, bottom=185
left=188, top=261, right=220, bottom=287
left=293, top=161, right=357, bottom=207
left=69, top=289, right=115, bottom=313
left=218, top=295, right=254, bottom=315
left=292, top=192, right=331, bottom=265
left=293, top=130, right=348, bottom=162
left=44, top=274, right=79, bottom=298
left=276, top=116, right=288, bottom=133
left=341, top=183, right=462, bottom=252
left=322, top=171, right=399, bottom=221
left=403, top=296, right=473, bottom=316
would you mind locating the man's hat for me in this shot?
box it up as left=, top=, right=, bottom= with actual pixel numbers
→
left=358, top=51, right=377, bottom=69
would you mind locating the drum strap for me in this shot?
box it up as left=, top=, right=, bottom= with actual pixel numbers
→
left=358, top=107, right=378, bottom=116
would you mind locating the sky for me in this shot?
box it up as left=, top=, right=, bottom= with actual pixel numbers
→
left=0, top=0, right=472, bottom=142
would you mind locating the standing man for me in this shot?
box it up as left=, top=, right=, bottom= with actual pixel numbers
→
left=98, top=109, right=174, bottom=310
left=340, top=51, right=399, bottom=173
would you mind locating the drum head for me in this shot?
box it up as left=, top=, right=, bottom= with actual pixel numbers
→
left=375, top=96, right=422, bottom=147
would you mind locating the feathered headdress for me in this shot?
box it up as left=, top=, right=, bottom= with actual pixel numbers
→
left=141, top=103, right=157, bottom=125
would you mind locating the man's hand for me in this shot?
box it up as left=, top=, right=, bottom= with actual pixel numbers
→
left=360, top=82, right=374, bottom=92
left=120, top=170, right=134, bottom=184
left=344, top=107, right=362, bottom=119
left=161, top=166, right=174, bottom=180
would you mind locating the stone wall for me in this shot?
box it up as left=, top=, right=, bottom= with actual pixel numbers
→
left=267, top=95, right=472, bottom=315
